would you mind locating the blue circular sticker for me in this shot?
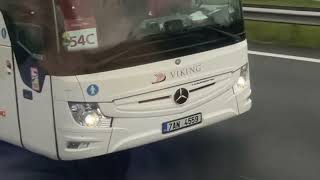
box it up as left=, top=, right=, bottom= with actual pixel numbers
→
left=87, top=84, right=99, bottom=96
left=1, top=28, right=7, bottom=39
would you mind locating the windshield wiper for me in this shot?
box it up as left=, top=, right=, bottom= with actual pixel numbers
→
left=91, top=26, right=242, bottom=66
left=92, top=32, right=197, bottom=65
left=202, top=25, right=242, bottom=42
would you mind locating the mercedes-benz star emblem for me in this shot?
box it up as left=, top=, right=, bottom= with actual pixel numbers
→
left=174, top=88, right=189, bottom=105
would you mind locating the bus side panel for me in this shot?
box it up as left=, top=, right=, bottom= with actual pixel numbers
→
left=0, top=13, right=21, bottom=147
left=0, top=48, right=22, bottom=147
left=14, top=59, right=58, bottom=159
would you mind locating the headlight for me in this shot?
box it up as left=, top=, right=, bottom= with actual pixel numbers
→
left=68, top=102, right=111, bottom=128
left=234, top=63, right=250, bottom=91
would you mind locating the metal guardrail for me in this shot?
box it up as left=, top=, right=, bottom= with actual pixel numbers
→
left=243, top=7, right=320, bottom=26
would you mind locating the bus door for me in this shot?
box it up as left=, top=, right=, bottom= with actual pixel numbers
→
left=0, top=12, right=22, bottom=147
left=11, top=23, right=58, bottom=159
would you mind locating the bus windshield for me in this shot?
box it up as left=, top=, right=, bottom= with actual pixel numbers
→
left=3, top=0, right=245, bottom=75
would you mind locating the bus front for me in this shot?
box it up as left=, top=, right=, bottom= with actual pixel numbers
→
left=4, top=0, right=251, bottom=160
left=54, top=0, right=251, bottom=160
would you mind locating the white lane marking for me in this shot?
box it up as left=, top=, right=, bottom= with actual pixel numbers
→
left=249, top=50, right=320, bottom=63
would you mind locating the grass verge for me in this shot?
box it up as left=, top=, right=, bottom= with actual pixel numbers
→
left=245, top=21, right=320, bottom=48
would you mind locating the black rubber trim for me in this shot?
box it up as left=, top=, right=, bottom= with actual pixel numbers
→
left=50, top=76, right=61, bottom=160
left=12, top=53, right=24, bottom=148
left=138, top=95, right=171, bottom=104
left=189, top=82, right=216, bottom=93
left=11, top=43, right=25, bottom=148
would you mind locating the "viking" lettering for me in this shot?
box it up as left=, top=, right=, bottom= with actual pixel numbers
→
left=170, top=64, right=202, bottom=79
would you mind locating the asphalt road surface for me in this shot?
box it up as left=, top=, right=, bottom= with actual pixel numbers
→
left=1, top=45, right=320, bottom=180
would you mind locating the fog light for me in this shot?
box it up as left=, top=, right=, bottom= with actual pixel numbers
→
left=67, top=142, right=90, bottom=149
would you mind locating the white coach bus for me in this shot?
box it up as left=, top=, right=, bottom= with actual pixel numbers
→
left=0, top=0, right=251, bottom=160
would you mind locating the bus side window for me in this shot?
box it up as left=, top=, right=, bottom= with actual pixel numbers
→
left=13, top=23, right=47, bottom=92
left=15, top=23, right=44, bottom=61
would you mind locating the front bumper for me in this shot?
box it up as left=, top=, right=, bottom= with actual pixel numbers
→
left=54, top=85, right=251, bottom=160
left=108, top=86, right=251, bottom=153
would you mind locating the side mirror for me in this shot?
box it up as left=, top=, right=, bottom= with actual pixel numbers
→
left=15, top=23, right=44, bottom=60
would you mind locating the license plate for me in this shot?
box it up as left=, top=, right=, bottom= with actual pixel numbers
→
left=162, top=113, right=202, bottom=134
